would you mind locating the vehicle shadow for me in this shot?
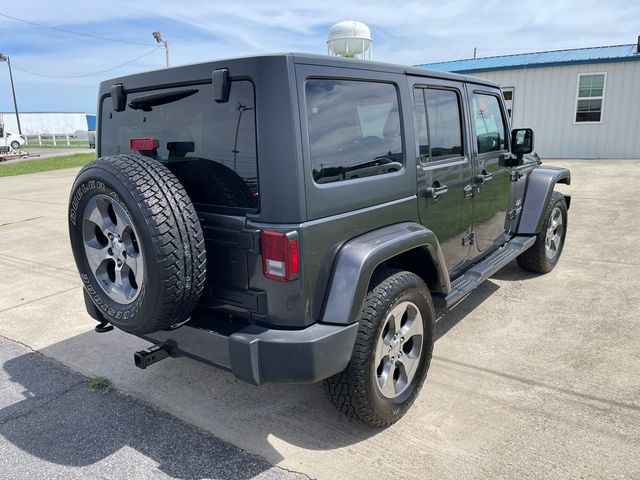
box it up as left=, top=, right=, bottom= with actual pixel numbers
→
left=490, top=259, right=539, bottom=281
left=0, top=276, right=509, bottom=475
left=0, top=350, right=278, bottom=479
left=435, top=279, right=500, bottom=341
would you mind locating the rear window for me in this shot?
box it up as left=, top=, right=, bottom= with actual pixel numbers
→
left=100, top=80, right=258, bottom=211
left=305, top=79, right=403, bottom=184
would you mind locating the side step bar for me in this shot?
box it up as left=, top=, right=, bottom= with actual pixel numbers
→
left=433, top=235, right=536, bottom=309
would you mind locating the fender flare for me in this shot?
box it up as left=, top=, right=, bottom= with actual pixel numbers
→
left=320, top=222, right=449, bottom=325
left=518, top=166, right=571, bottom=235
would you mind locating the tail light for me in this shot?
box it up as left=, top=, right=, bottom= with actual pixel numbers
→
left=261, top=230, right=299, bottom=281
left=129, top=137, right=158, bottom=151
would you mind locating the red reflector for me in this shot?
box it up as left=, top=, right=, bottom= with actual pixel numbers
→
left=290, top=240, right=299, bottom=274
left=129, top=137, right=158, bottom=151
left=261, top=230, right=299, bottom=281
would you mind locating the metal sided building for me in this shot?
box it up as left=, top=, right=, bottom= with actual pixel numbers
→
left=417, top=41, right=640, bottom=159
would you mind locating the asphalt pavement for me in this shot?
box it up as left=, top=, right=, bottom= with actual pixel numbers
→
left=0, top=335, right=304, bottom=479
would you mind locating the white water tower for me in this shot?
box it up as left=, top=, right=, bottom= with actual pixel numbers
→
left=327, top=20, right=372, bottom=60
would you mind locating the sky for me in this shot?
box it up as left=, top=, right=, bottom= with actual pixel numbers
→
left=0, top=0, right=638, bottom=115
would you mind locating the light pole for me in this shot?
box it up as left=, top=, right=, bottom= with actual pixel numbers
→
left=152, top=31, right=169, bottom=68
left=0, top=53, right=22, bottom=136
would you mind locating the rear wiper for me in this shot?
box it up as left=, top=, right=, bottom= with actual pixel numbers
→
left=128, top=88, right=199, bottom=111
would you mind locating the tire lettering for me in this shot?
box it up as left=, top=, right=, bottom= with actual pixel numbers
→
left=80, top=271, right=144, bottom=320
left=70, top=181, right=106, bottom=226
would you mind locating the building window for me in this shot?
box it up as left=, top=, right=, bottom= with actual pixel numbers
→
left=575, top=73, right=605, bottom=123
left=502, top=87, right=514, bottom=120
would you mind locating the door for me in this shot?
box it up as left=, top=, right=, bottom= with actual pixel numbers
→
left=412, top=80, right=474, bottom=275
left=468, top=90, right=511, bottom=253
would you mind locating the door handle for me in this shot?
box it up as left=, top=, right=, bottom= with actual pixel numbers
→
left=475, top=172, right=493, bottom=185
left=425, top=184, right=449, bottom=199
left=464, top=184, right=475, bottom=198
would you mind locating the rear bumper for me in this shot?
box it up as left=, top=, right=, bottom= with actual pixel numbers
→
left=138, top=311, right=359, bottom=385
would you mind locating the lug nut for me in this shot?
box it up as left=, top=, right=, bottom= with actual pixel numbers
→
left=117, top=260, right=122, bottom=267
left=108, top=233, right=113, bottom=239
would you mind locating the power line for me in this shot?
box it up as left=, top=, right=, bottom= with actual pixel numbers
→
left=0, top=12, right=155, bottom=46
left=11, top=46, right=161, bottom=78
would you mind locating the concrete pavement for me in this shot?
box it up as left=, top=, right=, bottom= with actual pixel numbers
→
left=0, top=160, right=639, bottom=479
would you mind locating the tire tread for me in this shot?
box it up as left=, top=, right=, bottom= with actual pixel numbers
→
left=76, top=154, right=207, bottom=333
left=323, top=270, right=434, bottom=427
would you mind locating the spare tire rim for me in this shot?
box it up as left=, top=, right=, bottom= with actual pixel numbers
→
left=374, top=300, right=424, bottom=399
left=545, top=206, right=563, bottom=261
left=82, top=194, right=144, bottom=304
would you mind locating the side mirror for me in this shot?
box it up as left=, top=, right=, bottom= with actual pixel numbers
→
left=511, top=128, right=534, bottom=156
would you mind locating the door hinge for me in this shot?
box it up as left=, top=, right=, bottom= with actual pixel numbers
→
left=462, top=232, right=475, bottom=246
left=510, top=169, right=524, bottom=182
left=507, top=207, right=522, bottom=220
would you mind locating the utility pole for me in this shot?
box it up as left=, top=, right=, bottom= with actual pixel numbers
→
left=152, top=31, right=170, bottom=67
left=473, top=47, right=477, bottom=59
left=0, top=53, right=22, bottom=135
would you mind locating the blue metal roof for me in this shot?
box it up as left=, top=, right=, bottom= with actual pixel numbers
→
left=417, top=44, right=640, bottom=73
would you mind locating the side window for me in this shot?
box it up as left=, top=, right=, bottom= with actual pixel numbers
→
left=425, top=89, right=463, bottom=159
left=472, top=93, right=507, bottom=154
left=305, top=79, right=403, bottom=184
left=413, top=87, right=463, bottom=162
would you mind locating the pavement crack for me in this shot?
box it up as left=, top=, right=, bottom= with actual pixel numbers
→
left=0, top=196, right=66, bottom=206
left=274, top=466, right=314, bottom=480
left=0, top=216, right=45, bottom=228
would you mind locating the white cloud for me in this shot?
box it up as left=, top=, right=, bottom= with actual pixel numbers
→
left=0, top=0, right=638, bottom=113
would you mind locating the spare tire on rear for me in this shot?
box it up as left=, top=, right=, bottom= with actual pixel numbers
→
left=68, top=154, right=207, bottom=334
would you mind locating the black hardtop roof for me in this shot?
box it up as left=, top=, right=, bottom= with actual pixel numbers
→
left=99, top=52, right=499, bottom=93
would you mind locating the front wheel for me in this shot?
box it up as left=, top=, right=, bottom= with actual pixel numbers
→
left=517, top=191, right=568, bottom=274
left=324, top=270, right=434, bottom=427
left=10, top=141, right=20, bottom=150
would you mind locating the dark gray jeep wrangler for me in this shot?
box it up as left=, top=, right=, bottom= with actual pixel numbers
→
left=68, top=53, right=570, bottom=426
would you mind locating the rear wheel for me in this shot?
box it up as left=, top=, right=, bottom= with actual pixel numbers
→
left=324, top=270, right=434, bottom=427
left=68, top=154, right=207, bottom=334
left=517, top=191, right=567, bottom=274
left=10, top=140, right=20, bottom=150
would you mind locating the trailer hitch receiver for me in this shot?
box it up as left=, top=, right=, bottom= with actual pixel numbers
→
left=134, top=344, right=170, bottom=369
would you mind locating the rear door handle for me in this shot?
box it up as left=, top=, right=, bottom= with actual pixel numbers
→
left=475, top=172, right=493, bottom=185
left=425, top=184, right=449, bottom=199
